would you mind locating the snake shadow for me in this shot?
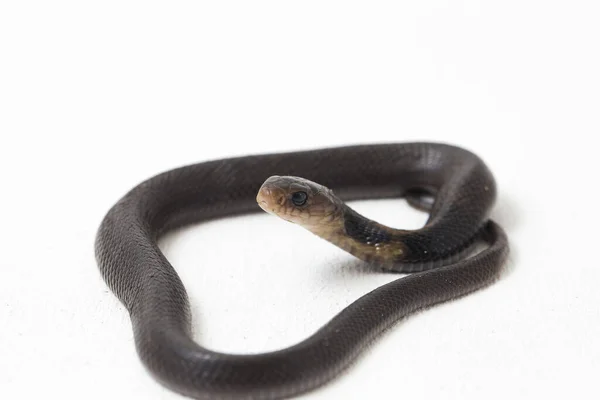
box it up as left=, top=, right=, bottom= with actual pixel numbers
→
left=490, top=193, right=520, bottom=278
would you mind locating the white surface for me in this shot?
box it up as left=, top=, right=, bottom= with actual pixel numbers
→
left=1, top=1, right=599, bottom=399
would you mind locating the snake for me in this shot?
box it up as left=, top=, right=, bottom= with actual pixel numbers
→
left=95, top=142, right=509, bottom=400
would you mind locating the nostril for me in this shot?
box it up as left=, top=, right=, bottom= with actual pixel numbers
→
left=278, top=196, right=285, bottom=205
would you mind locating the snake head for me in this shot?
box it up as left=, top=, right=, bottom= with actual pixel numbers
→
left=256, top=176, right=341, bottom=227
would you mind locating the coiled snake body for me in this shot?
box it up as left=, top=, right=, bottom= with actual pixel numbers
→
left=95, top=143, right=508, bottom=399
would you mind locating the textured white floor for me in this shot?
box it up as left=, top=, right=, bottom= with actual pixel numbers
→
left=1, top=1, right=599, bottom=399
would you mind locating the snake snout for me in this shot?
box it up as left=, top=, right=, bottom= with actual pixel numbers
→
left=256, top=185, right=286, bottom=214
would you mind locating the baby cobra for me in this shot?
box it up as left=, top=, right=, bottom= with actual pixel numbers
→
left=95, top=142, right=509, bottom=400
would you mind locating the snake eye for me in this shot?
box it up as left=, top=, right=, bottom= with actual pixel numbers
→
left=291, top=191, right=308, bottom=206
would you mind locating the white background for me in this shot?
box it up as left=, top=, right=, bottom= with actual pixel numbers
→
left=1, top=1, right=599, bottom=399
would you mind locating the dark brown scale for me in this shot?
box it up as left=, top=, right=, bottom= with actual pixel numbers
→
left=343, top=208, right=394, bottom=246
left=95, top=142, right=509, bottom=400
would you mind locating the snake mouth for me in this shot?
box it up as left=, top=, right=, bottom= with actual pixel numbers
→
left=257, top=197, right=278, bottom=216
left=256, top=184, right=287, bottom=213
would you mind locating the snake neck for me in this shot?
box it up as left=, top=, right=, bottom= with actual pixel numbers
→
left=306, top=204, right=408, bottom=267
left=307, top=203, right=484, bottom=272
